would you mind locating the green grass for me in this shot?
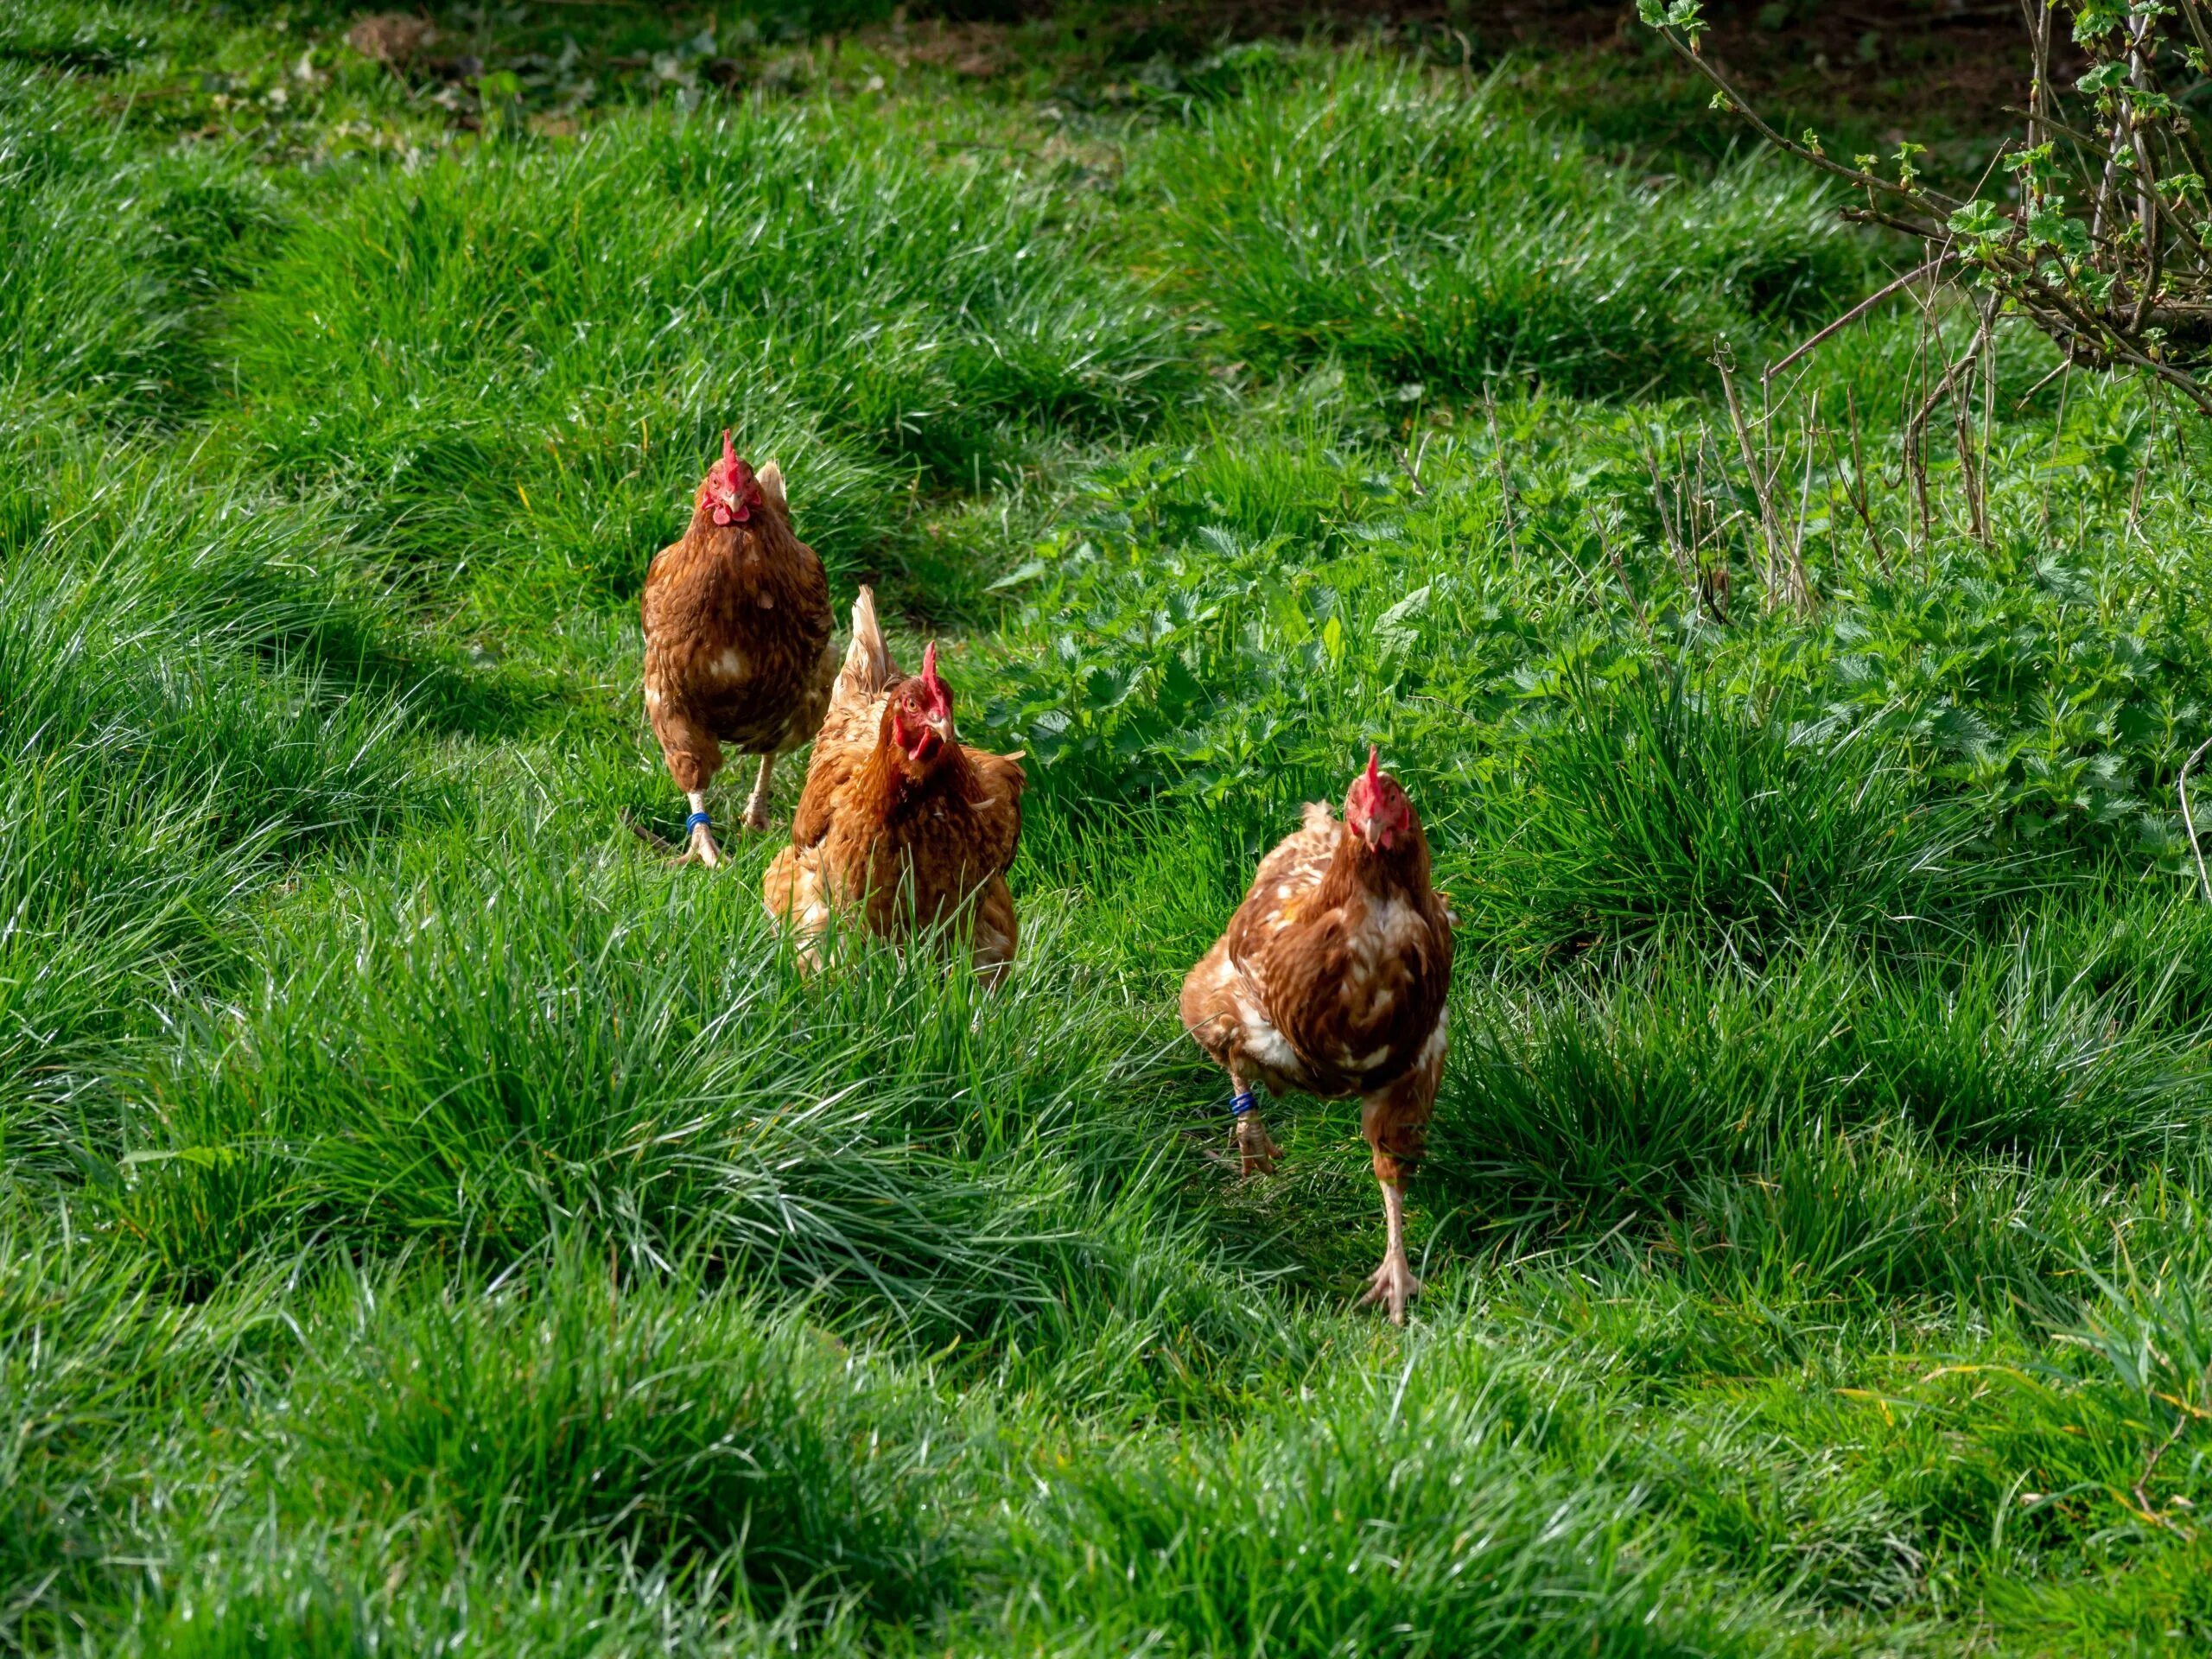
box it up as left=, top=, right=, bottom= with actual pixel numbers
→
left=6, top=3, right=2212, bottom=1654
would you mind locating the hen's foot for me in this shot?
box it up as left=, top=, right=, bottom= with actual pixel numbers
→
left=677, top=823, right=725, bottom=868
left=741, top=801, right=772, bottom=834
left=1359, top=1251, right=1423, bottom=1325
left=1232, top=1112, right=1281, bottom=1178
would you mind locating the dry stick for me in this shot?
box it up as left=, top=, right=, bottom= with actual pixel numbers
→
left=1397, top=429, right=1432, bottom=498
left=2133, top=1390, right=2201, bottom=1535
left=2183, top=734, right=2212, bottom=904
left=1907, top=253, right=1943, bottom=555
left=1644, top=23, right=1962, bottom=213
left=1983, top=330, right=2000, bottom=538
left=1789, top=388, right=1821, bottom=614
left=1481, top=385, right=1521, bottom=568
left=1845, top=386, right=1891, bottom=575
left=2128, top=16, right=2164, bottom=333
left=1954, top=387, right=1988, bottom=546
left=2020, top=0, right=2051, bottom=154
left=1981, top=290, right=2002, bottom=527
left=1590, top=507, right=1650, bottom=638
left=1716, top=353, right=1789, bottom=612
left=1640, top=431, right=1699, bottom=613
left=2179, top=0, right=2212, bottom=60
left=1907, top=330, right=1983, bottom=551
left=621, top=808, right=680, bottom=855
left=1762, top=372, right=1783, bottom=607
left=1955, top=298, right=1998, bottom=547
left=2012, top=357, right=2072, bottom=412
left=1697, top=437, right=1741, bottom=626
left=1759, top=254, right=1961, bottom=391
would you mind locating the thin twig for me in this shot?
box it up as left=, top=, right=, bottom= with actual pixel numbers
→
left=1589, top=505, right=1650, bottom=637
left=2133, top=1355, right=2212, bottom=1535
left=2181, top=734, right=2212, bottom=903
left=2012, top=358, right=2071, bottom=412
left=1645, top=22, right=1961, bottom=213
left=1397, top=429, right=1432, bottom=498
left=1716, top=349, right=1789, bottom=608
left=622, top=808, right=679, bottom=854
left=1789, top=388, right=1821, bottom=613
left=1844, top=386, right=1890, bottom=575
left=1762, top=253, right=1961, bottom=389
left=1639, top=429, right=1699, bottom=609
left=1482, top=385, right=1521, bottom=567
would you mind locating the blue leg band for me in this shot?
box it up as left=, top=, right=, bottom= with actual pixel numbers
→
left=1230, top=1090, right=1259, bottom=1117
left=685, top=810, right=712, bottom=832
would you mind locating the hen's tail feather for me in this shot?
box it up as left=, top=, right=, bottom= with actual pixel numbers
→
left=836, top=584, right=893, bottom=709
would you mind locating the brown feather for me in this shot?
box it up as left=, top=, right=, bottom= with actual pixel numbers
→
left=1180, top=782, right=1452, bottom=1180
left=641, top=475, right=837, bottom=797
left=765, top=593, right=1025, bottom=981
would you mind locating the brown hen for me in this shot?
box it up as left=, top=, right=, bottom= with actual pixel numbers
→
left=762, top=588, right=1025, bottom=981
left=641, top=431, right=839, bottom=866
left=1181, top=752, right=1453, bottom=1323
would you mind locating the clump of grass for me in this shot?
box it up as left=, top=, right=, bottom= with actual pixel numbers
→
left=0, top=67, right=279, bottom=432
left=0, top=450, right=430, bottom=1161
left=108, top=824, right=1284, bottom=1378
left=0, top=1198, right=289, bottom=1649
left=285, top=1245, right=955, bottom=1616
left=1460, top=667, right=1988, bottom=963
left=988, top=1324, right=1782, bottom=1656
left=1425, top=911, right=2212, bottom=1249
left=217, top=98, right=1190, bottom=621
left=1135, top=49, right=1866, bottom=402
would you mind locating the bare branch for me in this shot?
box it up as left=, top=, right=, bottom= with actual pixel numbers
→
left=1763, top=253, right=1961, bottom=388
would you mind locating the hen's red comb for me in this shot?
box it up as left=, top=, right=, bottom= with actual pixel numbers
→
left=721, top=429, right=738, bottom=477
left=1365, top=745, right=1381, bottom=787
left=921, top=640, right=944, bottom=697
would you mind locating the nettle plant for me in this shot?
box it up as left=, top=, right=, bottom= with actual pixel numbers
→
left=1642, top=0, right=2212, bottom=416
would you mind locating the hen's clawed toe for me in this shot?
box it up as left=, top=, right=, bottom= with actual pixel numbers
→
left=1359, top=1253, right=1423, bottom=1325
left=678, top=829, right=725, bottom=868
left=1232, top=1113, right=1281, bottom=1178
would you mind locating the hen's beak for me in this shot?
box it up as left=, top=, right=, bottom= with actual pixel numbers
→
left=906, top=717, right=950, bottom=764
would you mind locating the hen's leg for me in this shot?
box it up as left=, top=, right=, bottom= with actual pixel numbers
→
left=972, top=874, right=1018, bottom=988
left=680, top=791, right=724, bottom=868
left=1360, top=1179, right=1422, bottom=1325
left=1357, top=1063, right=1437, bottom=1325
left=741, top=753, right=776, bottom=833
left=1229, top=1063, right=1281, bottom=1177
left=652, top=705, right=725, bottom=868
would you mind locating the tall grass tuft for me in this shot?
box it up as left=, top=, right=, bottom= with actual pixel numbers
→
left=1135, top=50, right=1866, bottom=402
left=217, top=99, right=1189, bottom=619
left=1460, top=668, right=1987, bottom=963
left=285, top=1246, right=956, bottom=1616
